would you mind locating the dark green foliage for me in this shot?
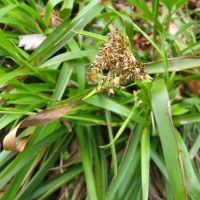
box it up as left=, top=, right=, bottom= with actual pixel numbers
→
left=0, top=1, right=199, bottom=200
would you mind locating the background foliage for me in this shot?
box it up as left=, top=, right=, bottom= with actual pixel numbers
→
left=0, top=0, right=199, bottom=199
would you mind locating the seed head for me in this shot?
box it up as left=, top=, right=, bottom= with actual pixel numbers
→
left=87, top=30, right=146, bottom=94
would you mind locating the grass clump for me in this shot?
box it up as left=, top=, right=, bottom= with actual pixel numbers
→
left=0, top=1, right=199, bottom=200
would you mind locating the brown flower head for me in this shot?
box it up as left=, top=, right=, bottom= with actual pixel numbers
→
left=87, top=30, right=146, bottom=94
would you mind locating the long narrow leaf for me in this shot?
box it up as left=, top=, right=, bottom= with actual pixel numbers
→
left=151, top=78, right=187, bottom=200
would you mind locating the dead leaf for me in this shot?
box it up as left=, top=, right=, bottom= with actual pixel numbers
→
left=168, top=23, right=178, bottom=35
left=40, top=9, right=62, bottom=28
left=50, top=11, right=62, bottom=28
left=3, top=101, right=77, bottom=152
left=18, top=34, right=46, bottom=51
left=61, top=119, right=72, bottom=132
left=0, top=181, right=11, bottom=198
left=72, top=176, right=84, bottom=200
left=188, top=80, right=200, bottom=96
left=189, top=0, right=200, bottom=11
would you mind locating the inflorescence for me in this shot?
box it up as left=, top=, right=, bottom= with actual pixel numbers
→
left=87, top=30, right=146, bottom=95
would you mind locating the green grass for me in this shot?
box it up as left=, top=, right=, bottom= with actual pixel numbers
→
left=0, top=0, right=199, bottom=199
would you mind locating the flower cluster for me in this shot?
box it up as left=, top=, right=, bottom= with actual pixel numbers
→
left=87, top=30, right=146, bottom=95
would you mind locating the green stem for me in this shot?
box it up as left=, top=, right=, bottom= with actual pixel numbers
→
left=105, top=111, right=117, bottom=177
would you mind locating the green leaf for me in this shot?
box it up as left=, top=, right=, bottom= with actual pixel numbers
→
left=171, top=104, right=189, bottom=116
left=176, top=131, right=200, bottom=200
left=29, top=0, right=103, bottom=63
left=147, top=57, right=200, bottom=74
left=160, top=0, right=174, bottom=10
left=100, top=104, right=136, bottom=148
left=16, top=133, right=72, bottom=200
left=151, top=78, right=187, bottom=199
left=84, top=95, right=146, bottom=125
left=39, top=50, right=95, bottom=68
left=31, top=165, right=83, bottom=199
left=173, top=113, right=200, bottom=125
left=76, top=126, right=98, bottom=200
left=0, top=4, right=17, bottom=18
left=0, top=126, right=65, bottom=189
left=74, top=30, right=107, bottom=43
left=141, top=127, right=150, bottom=200
left=50, top=62, right=73, bottom=102
left=105, top=125, right=143, bottom=200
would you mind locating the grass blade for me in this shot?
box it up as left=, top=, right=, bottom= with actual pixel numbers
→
left=105, top=125, right=143, bottom=200
left=30, top=165, right=83, bottom=199
left=147, top=57, right=200, bottom=74
left=74, top=30, right=107, bottom=43
left=151, top=78, right=187, bottom=199
left=76, top=126, right=98, bottom=200
left=29, top=0, right=103, bottom=62
left=141, top=127, right=150, bottom=200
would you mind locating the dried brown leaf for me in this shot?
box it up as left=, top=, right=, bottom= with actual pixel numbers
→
left=0, top=181, right=11, bottom=198
left=188, top=80, right=200, bottom=96
left=72, top=176, right=84, bottom=200
left=20, top=102, right=77, bottom=127
left=3, top=101, right=77, bottom=152
left=61, top=119, right=72, bottom=132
